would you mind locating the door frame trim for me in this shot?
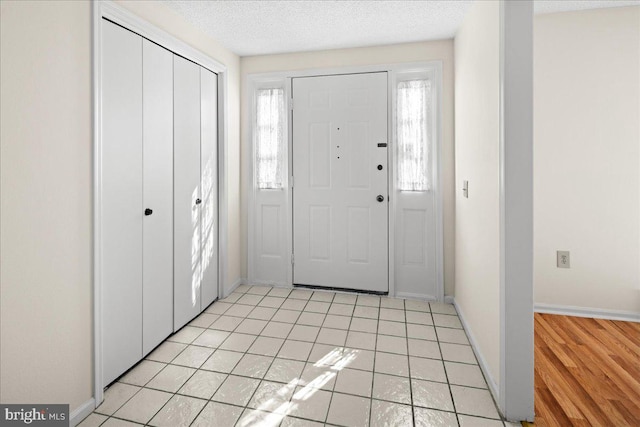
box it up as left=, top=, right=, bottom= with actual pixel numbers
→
left=246, top=62, right=444, bottom=301
left=498, top=0, right=534, bottom=420
left=92, top=0, right=228, bottom=406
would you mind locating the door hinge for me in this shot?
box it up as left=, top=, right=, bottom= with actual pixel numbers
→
left=291, top=254, right=295, bottom=265
left=290, top=98, right=294, bottom=110
left=291, top=176, right=294, bottom=188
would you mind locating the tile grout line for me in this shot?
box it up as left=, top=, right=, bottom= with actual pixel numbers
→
left=229, top=288, right=297, bottom=427
left=432, top=301, right=460, bottom=427
left=123, top=332, right=483, bottom=415
left=317, top=291, right=338, bottom=425
left=145, top=285, right=260, bottom=427
left=367, top=294, right=381, bottom=427
left=99, top=354, right=180, bottom=423
left=256, top=288, right=337, bottom=426
left=144, top=315, right=483, bottom=416
left=130, top=359, right=492, bottom=414
left=172, top=318, right=470, bottom=351
left=236, top=287, right=344, bottom=426
left=403, top=298, right=418, bottom=427
left=183, top=288, right=260, bottom=427
left=98, top=286, right=498, bottom=426
left=147, top=293, right=258, bottom=427
left=183, top=294, right=258, bottom=427
left=209, top=287, right=263, bottom=424
left=229, top=287, right=314, bottom=426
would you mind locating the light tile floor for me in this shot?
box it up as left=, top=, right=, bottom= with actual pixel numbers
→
left=81, top=285, right=522, bottom=427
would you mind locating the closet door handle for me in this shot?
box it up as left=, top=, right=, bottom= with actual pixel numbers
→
left=195, top=198, right=202, bottom=205
left=144, top=208, right=153, bottom=216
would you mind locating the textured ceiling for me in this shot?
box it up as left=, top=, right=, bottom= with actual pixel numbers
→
left=164, top=0, right=474, bottom=56
left=163, top=0, right=640, bottom=56
left=535, top=0, right=639, bottom=15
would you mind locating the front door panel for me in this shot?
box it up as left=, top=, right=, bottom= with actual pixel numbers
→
left=293, top=73, right=388, bottom=292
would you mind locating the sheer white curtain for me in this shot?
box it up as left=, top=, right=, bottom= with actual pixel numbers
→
left=256, top=88, right=285, bottom=189
left=397, top=79, right=431, bottom=191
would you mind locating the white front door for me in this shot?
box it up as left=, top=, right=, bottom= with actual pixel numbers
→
left=292, top=72, right=388, bottom=292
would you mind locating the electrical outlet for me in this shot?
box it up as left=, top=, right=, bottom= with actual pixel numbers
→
left=557, top=251, right=570, bottom=268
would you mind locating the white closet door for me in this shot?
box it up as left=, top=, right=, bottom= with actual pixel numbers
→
left=142, top=40, right=174, bottom=354
left=200, top=68, right=218, bottom=309
left=101, top=19, right=143, bottom=384
left=173, top=55, right=202, bottom=330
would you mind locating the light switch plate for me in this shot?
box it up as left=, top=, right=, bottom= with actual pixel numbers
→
left=557, top=251, right=570, bottom=268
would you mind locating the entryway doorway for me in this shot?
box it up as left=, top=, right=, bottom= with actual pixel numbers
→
left=247, top=62, right=444, bottom=303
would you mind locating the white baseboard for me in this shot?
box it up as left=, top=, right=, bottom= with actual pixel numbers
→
left=444, top=295, right=454, bottom=304
left=395, top=292, right=437, bottom=301
left=223, top=278, right=244, bottom=298
left=271, top=282, right=293, bottom=289
left=451, top=298, right=500, bottom=405
left=70, top=398, right=95, bottom=427
left=246, top=279, right=292, bottom=289
left=535, top=303, right=639, bottom=323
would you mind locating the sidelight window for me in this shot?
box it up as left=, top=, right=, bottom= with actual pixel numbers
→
left=256, top=88, right=285, bottom=189
left=397, top=79, right=431, bottom=191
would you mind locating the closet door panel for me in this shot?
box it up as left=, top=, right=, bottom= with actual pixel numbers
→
left=200, top=68, right=218, bottom=309
left=173, top=56, right=202, bottom=330
left=101, top=20, right=143, bottom=384
left=142, top=40, right=174, bottom=354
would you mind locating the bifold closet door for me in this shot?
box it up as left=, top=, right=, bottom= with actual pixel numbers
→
left=101, top=20, right=143, bottom=385
left=173, top=55, right=202, bottom=330
left=142, top=39, right=174, bottom=354
left=200, top=68, right=218, bottom=308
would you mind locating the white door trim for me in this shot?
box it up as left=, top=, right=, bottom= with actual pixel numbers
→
left=246, top=62, right=444, bottom=300
left=92, top=0, right=228, bottom=406
left=246, top=78, right=292, bottom=288
left=499, top=0, right=534, bottom=421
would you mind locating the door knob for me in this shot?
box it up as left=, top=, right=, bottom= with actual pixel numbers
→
left=195, top=198, right=202, bottom=205
left=377, top=164, right=383, bottom=170
left=376, top=195, right=384, bottom=202
left=144, top=208, right=153, bottom=216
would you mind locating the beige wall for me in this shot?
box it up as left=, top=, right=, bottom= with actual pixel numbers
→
left=240, top=40, right=456, bottom=296
left=0, top=0, right=241, bottom=415
left=454, top=0, right=501, bottom=387
left=0, top=0, right=92, bottom=409
left=534, top=6, right=640, bottom=314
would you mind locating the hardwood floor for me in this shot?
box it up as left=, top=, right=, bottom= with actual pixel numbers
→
left=534, top=313, right=640, bottom=426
